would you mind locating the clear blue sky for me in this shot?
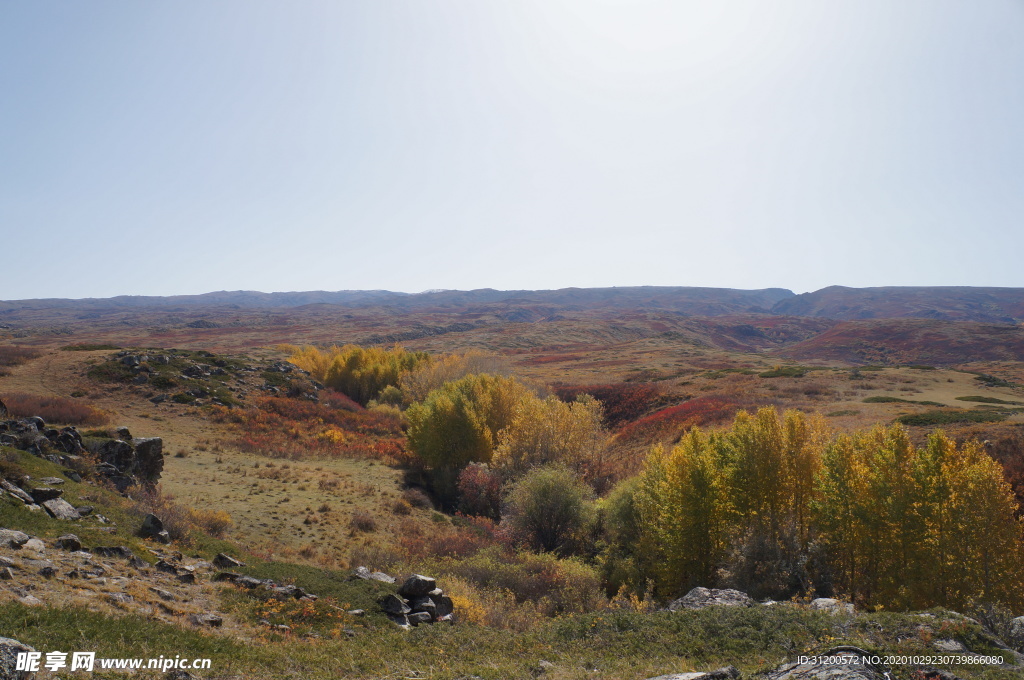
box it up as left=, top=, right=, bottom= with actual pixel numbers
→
left=2, top=1, right=1023, bottom=300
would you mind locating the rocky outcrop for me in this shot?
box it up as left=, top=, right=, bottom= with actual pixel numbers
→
left=0, top=636, right=37, bottom=680
left=666, top=587, right=754, bottom=611
left=372, top=573, right=455, bottom=628
left=810, top=598, right=855, bottom=615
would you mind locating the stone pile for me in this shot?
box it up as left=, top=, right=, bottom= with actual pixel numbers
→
left=373, top=573, right=454, bottom=629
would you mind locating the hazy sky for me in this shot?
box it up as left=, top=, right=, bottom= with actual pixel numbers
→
left=2, top=1, right=1023, bottom=299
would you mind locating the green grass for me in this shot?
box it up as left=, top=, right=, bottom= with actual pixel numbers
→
left=862, top=396, right=944, bottom=406
left=956, top=395, right=1022, bottom=405
left=759, top=366, right=808, bottom=378
left=896, top=410, right=1009, bottom=426
left=0, top=600, right=1015, bottom=680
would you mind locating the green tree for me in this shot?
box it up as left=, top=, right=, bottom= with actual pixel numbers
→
left=505, top=464, right=594, bottom=555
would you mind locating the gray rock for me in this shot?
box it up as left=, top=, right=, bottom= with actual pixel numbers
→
left=410, top=596, right=436, bottom=615
left=107, top=592, right=134, bottom=604
left=38, top=566, right=57, bottom=578
left=38, top=477, right=64, bottom=486
left=189, top=613, right=223, bottom=628
left=762, top=647, right=885, bottom=680
left=116, top=426, right=133, bottom=440
left=0, top=481, right=34, bottom=505
left=433, top=595, right=454, bottom=617
left=346, top=609, right=365, bottom=617
left=644, top=668, right=739, bottom=680
left=132, top=437, right=164, bottom=483
left=387, top=613, right=411, bottom=630
left=91, top=546, right=134, bottom=559
left=18, top=595, right=43, bottom=607
left=398, top=574, right=437, bottom=598
left=212, top=553, right=244, bottom=568
left=28, top=487, right=62, bottom=503
left=21, top=539, right=45, bottom=553
left=0, top=567, right=14, bottom=580
left=41, top=498, right=80, bottom=520
left=1010, top=615, right=1024, bottom=642
left=0, top=635, right=37, bottom=680
left=933, top=639, right=967, bottom=653
left=140, top=514, right=171, bottom=544
left=149, top=587, right=175, bottom=601
left=75, top=505, right=94, bottom=516
left=666, top=587, right=753, bottom=611
left=809, top=598, right=855, bottom=615
left=379, top=594, right=411, bottom=616
left=408, top=611, right=433, bottom=625
left=0, top=529, right=30, bottom=548
left=55, top=534, right=81, bottom=551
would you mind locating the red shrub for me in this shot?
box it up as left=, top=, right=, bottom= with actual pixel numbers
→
left=398, top=514, right=501, bottom=559
left=616, top=396, right=739, bottom=443
left=2, top=392, right=108, bottom=426
left=553, top=383, right=662, bottom=429
left=457, top=463, right=503, bottom=519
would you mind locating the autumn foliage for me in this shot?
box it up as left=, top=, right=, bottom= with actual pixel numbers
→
left=1, top=392, right=108, bottom=426
left=284, top=344, right=430, bottom=405
left=553, top=383, right=661, bottom=429
left=616, top=407, right=1024, bottom=611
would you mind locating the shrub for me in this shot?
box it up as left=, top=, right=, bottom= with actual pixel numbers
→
left=456, top=463, right=503, bottom=519
left=350, top=510, right=377, bottom=533
left=284, top=344, right=430, bottom=404
left=131, top=486, right=232, bottom=541
left=0, top=345, right=41, bottom=367
left=759, top=366, right=807, bottom=378
left=897, top=410, right=1008, bottom=426
left=1, top=392, right=108, bottom=426
left=504, top=465, right=594, bottom=555
left=955, top=395, right=1021, bottom=405
left=552, top=383, right=661, bottom=429
left=616, top=396, right=739, bottom=443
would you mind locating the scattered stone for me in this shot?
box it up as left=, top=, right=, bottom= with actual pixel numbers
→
left=0, top=481, right=34, bottom=505
left=140, top=514, right=171, bottom=544
left=38, top=477, right=64, bottom=486
left=0, top=529, right=30, bottom=548
left=346, top=609, right=365, bottom=617
left=644, top=667, right=739, bottom=680
left=189, top=613, right=223, bottom=628
left=809, top=598, right=856, bottom=615
left=55, top=534, right=82, bottom=551
left=41, top=498, right=80, bottom=520
left=22, top=539, right=45, bottom=553
left=379, top=594, right=412, bottom=616
left=434, top=595, right=454, bottom=617
left=75, top=505, right=94, bottom=516
left=107, top=592, right=134, bottom=605
left=932, top=639, right=967, bottom=654
left=408, top=611, right=433, bottom=626
left=116, top=426, right=133, bottom=440
left=29, top=487, right=62, bottom=502
left=387, top=613, right=412, bottom=630
left=91, top=546, right=134, bottom=559
left=155, top=559, right=179, bottom=574
left=410, top=596, right=436, bottom=615
left=212, top=553, right=244, bottom=568
left=18, top=595, right=43, bottom=607
left=0, top=567, right=14, bottom=580
left=398, top=574, right=437, bottom=599
left=149, top=587, right=176, bottom=601
left=128, top=555, right=148, bottom=570
left=666, top=587, right=753, bottom=611
left=0, top=635, right=37, bottom=679
left=38, top=566, right=57, bottom=578
left=63, top=470, right=82, bottom=483
left=177, top=572, right=196, bottom=584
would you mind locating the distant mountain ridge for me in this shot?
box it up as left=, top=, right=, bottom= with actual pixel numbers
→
left=3, top=285, right=1024, bottom=323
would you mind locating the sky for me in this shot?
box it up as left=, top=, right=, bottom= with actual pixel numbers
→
left=2, top=0, right=1024, bottom=300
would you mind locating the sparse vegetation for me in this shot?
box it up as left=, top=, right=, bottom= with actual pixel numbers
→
left=1, top=391, right=108, bottom=425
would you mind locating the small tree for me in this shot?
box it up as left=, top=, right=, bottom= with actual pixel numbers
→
left=505, top=465, right=594, bottom=555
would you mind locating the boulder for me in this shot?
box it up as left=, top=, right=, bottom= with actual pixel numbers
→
left=22, top=539, right=45, bottom=552
left=666, top=587, right=753, bottom=611
left=55, top=534, right=82, bottom=551
left=140, top=514, right=171, bottom=544
left=132, top=438, right=164, bottom=483
left=91, top=546, right=135, bottom=559
left=398, top=574, right=437, bottom=599
left=762, top=647, right=885, bottom=680
left=1010, top=615, right=1024, bottom=642
left=28, top=487, right=62, bottom=503
left=41, top=498, right=80, bottom=520
left=410, top=597, right=436, bottom=615
left=212, top=553, right=245, bottom=569
left=408, top=611, right=433, bottom=626
left=0, top=481, right=34, bottom=505
left=107, top=592, right=134, bottom=605
left=189, top=613, right=223, bottom=628
left=0, top=529, right=30, bottom=548
left=97, top=439, right=135, bottom=472
left=115, top=427, right=133, bottom=440
left=38, top=477, right=64, bottom=486
left=433, top=595, right=454, bottom=617
left=645, top=667, right=739, bottom=680
left=809, top=598, right=855, bottom=615
left=0, top=635, right=37, bottom=680
left=379, top=594, right=411, bottom=616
